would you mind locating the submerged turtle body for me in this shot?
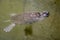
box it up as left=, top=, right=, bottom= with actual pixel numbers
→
left=3, top=11, right=49, bottom=32
left=11, top=12, right=40, bottom=24
left=11, top=11, right=49, bottom=24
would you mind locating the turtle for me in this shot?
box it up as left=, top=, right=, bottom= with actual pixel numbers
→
left=3, top=11, right=49, bottom=32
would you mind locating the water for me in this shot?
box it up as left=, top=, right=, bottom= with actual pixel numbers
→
left=23, top=0, right=40, bottom=12
left=0, top=0, right=60, bottom=40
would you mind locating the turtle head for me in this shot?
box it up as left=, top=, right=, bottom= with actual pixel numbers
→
left=41, top=11, right=49, bottom=17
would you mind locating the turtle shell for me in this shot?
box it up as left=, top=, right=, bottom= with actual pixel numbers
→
left=11, top=12, right=41, bottom=24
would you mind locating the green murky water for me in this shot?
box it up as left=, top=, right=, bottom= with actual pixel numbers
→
left=0, top=0, right=60, bottom=40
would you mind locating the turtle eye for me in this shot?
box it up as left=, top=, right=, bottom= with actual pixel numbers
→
left=38, top=12, right=40, bottom=16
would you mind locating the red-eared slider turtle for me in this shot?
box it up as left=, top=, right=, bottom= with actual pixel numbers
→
left=3, top=11, right=49, bottom=32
